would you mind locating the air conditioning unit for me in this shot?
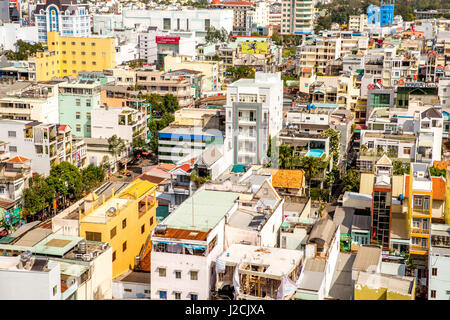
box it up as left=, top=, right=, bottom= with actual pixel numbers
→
left=102, top=243, right=109, bottom=251
left=82, top=253, right=92, bottom=262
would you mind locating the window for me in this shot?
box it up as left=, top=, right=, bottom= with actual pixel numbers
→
left=91, top=42, right=96, bottom=46
left=86, top=125, right=91, bottom=133
left=141, top=224, right=145, bottom=234
left=144, top=290, right=150, bottom=294
left=414, top=197, right=422, bottom=207
left=431, top=290, right=436, bottom=298
left=71, top=42, right=75, bottom=45
left=86, top=112, right=91, bottom=120
left=76, top=99, right=81, bottom=106
left=110, top=226, right=117, bottom=239
left=122, top=241, right=127, bottom=252
left=53, top=285, right=58, bottom=296
left=432, top=268, right=437, bottom=276
left=72, top=60, right=76, bottom=64
left=159, top=291, right=167, bottom=299
left=163, top=18, right=171, bottom=30
left=102, top=52, right=106, bottom=56
left=76, top=112, right=80, bottom=119
left=112, top=251, right=116, bottom=261
left=92, top=52, right=96, bottom=56
left=175, top=271, right=181, bottom=279
left=81, top=51, right=86, bottom=55
left=76, top=124, right=81, bottom=132
left=92, top=61, right=96, bottom=65
left=122, top=218, right=127, bottom=229
left=86, top=99, right=91, bottom=107
left=8, top=131, right=16, bottom=137
left=159, top=268, right=166, bottom=277
left=124, top=289, right=132, bottom=292
left=150, top=217, right=154, bottom=226
left=205, top=19, right=210, bottom=29
left=190, top=294, right=198, bottom=300
left=174, top=292, right=181, bottom=299
left=86, top=231, right=101, bottom=241
left=403, top=147, right=411, bottom=155
left=82, top=61, right=86, bottom=65
left=62, top=41, right=66, bottom=45
left=190, top=271, right=198, bottom=280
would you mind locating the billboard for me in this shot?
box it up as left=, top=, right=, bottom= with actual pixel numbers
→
left=156, top=36, right=180, bottom=44
left=241, top=41, right=268, bottom=54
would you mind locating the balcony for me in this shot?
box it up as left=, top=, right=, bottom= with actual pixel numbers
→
left=409, top=245, right=428, bottom=255
left=410, top=227, right=430, bottom=235
left=411, top=209, right=431, bottom=218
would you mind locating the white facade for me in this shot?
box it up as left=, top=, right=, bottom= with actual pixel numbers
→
left=35, top=3, right=90, bottom=43
left=93, top=9, right=233, bottom=40
left=0, top=85, right=59, bottom=123
left=115, top=40, right=139, bottom=66
left=268, top=11, right=281, bottom=26
left=0, top=120, right=73, bottom=176
left=138, top=27, right=158, bottom=64
left=348, top=14, right=368, bottom=32
left=0, top=23, right=38, bottom=51
left=0, top=256, right=61, bottom=300
left=253, top=2, right=269, bottom=27
left=438, top=78, right=450, bottom=107
left=91, top=106, right=148, bottom=144
left=225, top=72, right=283, bottom=165
left=151, top=218, right=227, bottom=300
left=429, top=245, right=450, bottom=300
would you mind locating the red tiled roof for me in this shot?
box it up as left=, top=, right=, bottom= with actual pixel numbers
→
left=58, top=125, right=67, bottom=132
left=139, top=244, right=151, bottom=272
left=175, top=163, right=191, bottom=173
left=216, top=1, right=253, bottom=5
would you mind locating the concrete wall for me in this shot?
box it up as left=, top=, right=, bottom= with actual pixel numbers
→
left=112, top=280, right=150, bottom=299
left=429, top=249, right=450, bottom=300
left=0, top=257, right=61, bottom=300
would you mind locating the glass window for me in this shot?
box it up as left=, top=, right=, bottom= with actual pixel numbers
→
left=190, top=271, right=198, bottom=280
left=122, top=241, right=127, bottom=252
left=159, top=291, right=167, bottom=299
left=159, top=268, right=166, bottom=277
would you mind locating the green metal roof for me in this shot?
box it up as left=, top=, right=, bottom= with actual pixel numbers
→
left=32, top=234, right=83, bottom=257
left=162, top=189, right=240, bottom=232
left=56, top=260, right=89, bottom=277
left=0, top=236, right=15, bottom=244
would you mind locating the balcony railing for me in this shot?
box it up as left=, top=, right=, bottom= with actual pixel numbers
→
left=410, top=245, right=428, bottom=254
left=410, top=227, right=430, bottom=235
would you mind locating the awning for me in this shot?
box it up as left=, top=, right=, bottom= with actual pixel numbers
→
left=302, top=68, right=312, bottom=73
left=6, top=155, right=30, bottom=163
left=418, top=140, right=433, bottom=147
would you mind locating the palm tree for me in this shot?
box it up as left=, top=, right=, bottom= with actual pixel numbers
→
left=108, top=135, right=126, bottom=173
left=299, top=156, right=325, bottom=195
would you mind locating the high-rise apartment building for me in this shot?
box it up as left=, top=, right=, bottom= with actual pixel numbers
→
left=280, top=0, right=314, bottom=35
left=34, top=0, right=90, bottom=43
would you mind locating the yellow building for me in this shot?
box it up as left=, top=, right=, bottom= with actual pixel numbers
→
left=79, top=179, right=158, bottom=278
left=47, top=31, right=115, bottom=78
left=29, top=51, right=60, bottom=82
left=405, top=163, right=432, bottom=256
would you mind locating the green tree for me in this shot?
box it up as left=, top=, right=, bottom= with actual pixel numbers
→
left=108, top=135, right=127, bottom=170
left=315, top=15, right=332, bottom=34
left=23, top=173, right=55, bottom=217
left=393, top=160, right=409, bottom=175
left=342, top=168, right=360, bottom=192
left=81, top=164, right=105, bottom=192
left=271, top=33, right=281, bottom=46
left=132, top=136, right=147, bottom=151
left=5, top=40, right=44, bottom=61
left=430, top=166, right=446, bottom=177
left=163, top=94, right=179, bottom=113
left=321, top=128, right=340, bottom=167
left=47, top=161, right=84, bottom=201
left=299, top=156, right=326, bottom=192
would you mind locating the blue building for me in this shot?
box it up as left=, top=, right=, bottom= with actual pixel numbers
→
left=367, top=3, right=395, bottom=26
left=380, top=4, right=395, bottom=26
left=367, top=4, right=380, bottom=25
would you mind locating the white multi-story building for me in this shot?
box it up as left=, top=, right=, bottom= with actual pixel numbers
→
left=138, top=26, right=158, bottom=65
left=93, top=9, right=233, bottom=40
left=0, top=254, right=61, bottom=300
left=34, top=0, right=90, bottom=43
left=253, top=1, right=269, bottom=27
left=151, top=188, right=240, bottom=300
left=225, top=72, right=283, bottom=165
left=0, top=119, right=73, bottom=176
left=280, top=0, right=314, bottom=35
left=438, top=78, right=450, bottom=107
left=348, top=14, right=368, bottom=32
left=91, top=106, right=148, bottom=143
left=429, top=224, right=450, bottom=300
left=0, top=23, right=38, bottom=51
left=0, top=82, right=60, bottom=123
left=268, top=11, right=281, bottom=26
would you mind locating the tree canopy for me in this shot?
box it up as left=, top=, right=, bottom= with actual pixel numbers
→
left=5, top=40, right=45, bottom=61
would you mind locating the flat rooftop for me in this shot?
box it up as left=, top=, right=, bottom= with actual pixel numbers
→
left=355, top=271, right=415, bottom=296
left=33, top=234, right=84, bottom=257
left=161, top=189, right=240, bottom=232
left=227, top=209, right=266, bottom=231
left=218, top=244, right=303, bottom=278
